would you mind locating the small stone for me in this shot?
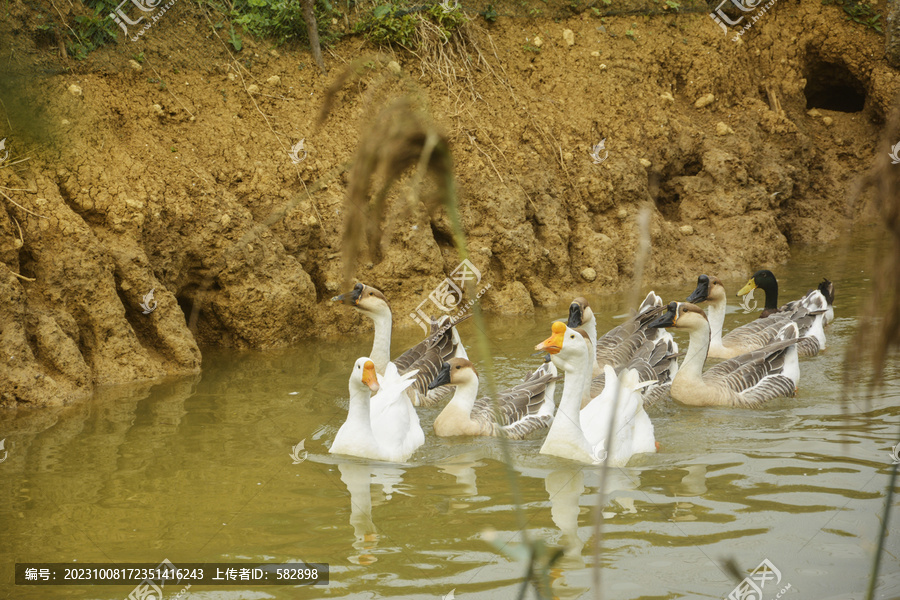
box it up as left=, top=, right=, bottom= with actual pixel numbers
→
left=542, top=248, right=550, bottom=257
left=61, top=119, right=70, bottom=126
left=563, top=29, right=575, bottom=46
left=563, top=152, right=573, bottom=162
left=581, top=267, right=597, bottom=282
left=128, top=59, right=143, bottom=72
left=533, top=36, right=543, bottom=48
left=660, top=91, right=674, bottom=103
left=679, top=225, right=694, bottom=235
left=387, top=60, right=401, bottom=75
left=227, top=72, right=236, bottom=81
left=269, top=49, right=280, bottom=57
left=599, top=63, right=607, bottom=70
left=152, top=104, right=164, bottom=116
left=590, top=51, right=600, bottom=57
left=822, top=116, right=833, bottom=126
left=617, top=208, right=628, bottom=219
left=639, top=158, right=652, bottom=167
left=267, top=75, right=281, bottom=86
left=480, top=247, right=493, bottom=257
left=221, top=214, right=231, bottom=226
left=694, top=93, right=714, bottom=109
left=807, top=108, right=821, bottom=117
left=68, top=84, right=82, bottom=96
left=716, top=122, right=734, bottom=136
left=247, top=84, right=259, bottom=94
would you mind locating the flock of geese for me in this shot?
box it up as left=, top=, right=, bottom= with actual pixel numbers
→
left=327, top=271, right=835, bottom=466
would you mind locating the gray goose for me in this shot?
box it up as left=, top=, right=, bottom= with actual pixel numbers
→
left=687, top=274, right=828, bottom=358
left=332, top=282, right=468, bottom=406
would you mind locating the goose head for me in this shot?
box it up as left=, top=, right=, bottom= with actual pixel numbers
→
left=566, top=297, right=595, bottom=329
left=535, top=321, right=591, bottom=373
left=737, top=269, right=778, bottom=298
left=350, top=357, right=381, bottom=394
left=428, top=357, right=478, bottom=390
left=332, top=283, right=391, bottom=317
left=686, top=275, right=727, bottom=306
left=648, top=301, right=709, bottom=332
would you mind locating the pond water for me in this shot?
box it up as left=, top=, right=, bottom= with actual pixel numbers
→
left=2, top=231, right=899, bottom=600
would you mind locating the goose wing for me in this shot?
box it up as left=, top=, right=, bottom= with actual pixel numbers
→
left=472, top=362, right=559, bottom=439
left=401, top=315, right=472, bottom=406
left=703, top=339, right=798, bottom=407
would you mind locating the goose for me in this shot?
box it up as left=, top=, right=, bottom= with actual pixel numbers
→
left=566, top=293, right=679, bottom=407
left=737, top=270, right=835, bottom=324
left=426, top=357, right=558, bottom=439
left=332, top=282, right=468, bottom=406
left=687, top=274, right=828, bottom=358
left=535, top=321, right=657, bottom=465
left=647, top=302, right=800, bottom=408
left=330, top=358, right=424, bottom=462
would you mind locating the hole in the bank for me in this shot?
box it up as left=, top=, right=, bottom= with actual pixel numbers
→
left=176, top=294, right=194, bottom=325
left=430, top=222, right=454, bottom=248
left=804, top=60, right=866, bottom=112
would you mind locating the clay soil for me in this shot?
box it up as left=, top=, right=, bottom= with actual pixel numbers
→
left=0, top=0, right=897, bottom=406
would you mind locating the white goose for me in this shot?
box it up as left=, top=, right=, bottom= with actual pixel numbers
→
left=566, top=293, right=678, bottom=407
left=332, top=283, right=468, bottom=406
left=330, top=358, right=425, bottom=462
left=647, top=302, right=800, bottom=407
left=686, top=274, right=828, bottom=358
left=426, top=357, right=558, bottom=439
left=535, top=321, right=657, bottom=465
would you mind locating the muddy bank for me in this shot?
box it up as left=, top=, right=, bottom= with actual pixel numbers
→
left=0, top=0, right=897, bottom=406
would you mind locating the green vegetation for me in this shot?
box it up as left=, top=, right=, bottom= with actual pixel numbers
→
left=229, top=0, right=342, bottom=46
left=482, top=4, right=498, bottom=22
left=354, top=2, right=469, bottom=48
left=67, top=0, right=119, bottom=60
left=823, top=0, right=883, bottom=32
left=355, top=5, right=417, bottom=47
left=625, top=22, right=637, bottom=38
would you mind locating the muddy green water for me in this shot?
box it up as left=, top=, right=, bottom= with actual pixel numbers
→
left=2, top=233, right=899, bottom=600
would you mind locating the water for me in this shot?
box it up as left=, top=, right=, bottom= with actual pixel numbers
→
left=2, top=233, right=899, bottom=600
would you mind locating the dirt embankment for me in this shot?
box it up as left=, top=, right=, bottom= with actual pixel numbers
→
left=0, top=0, right=897, bottom=407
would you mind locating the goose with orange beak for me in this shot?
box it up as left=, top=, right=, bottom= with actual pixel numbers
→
left=566, top=292, right=679, bottom=408
left=330, top=357, right=424, bottom=462
left=332, top=282, right=468, bottom=406
left=648, top=301, right=801, bottom=407
left=535, top=321, right=657, bottom=465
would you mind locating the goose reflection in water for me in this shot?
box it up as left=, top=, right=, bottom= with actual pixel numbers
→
left=337, top=460, right=409, bottom=565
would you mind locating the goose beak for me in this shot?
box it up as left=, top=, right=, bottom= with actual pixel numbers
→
left=362, top=360, right=380, bottom=392
left=648, top=302, right=678, bottom=328
left=737, top=278, right=757, bottom=297
left=686, top=275, right=710, bottom=304
left=536, top=321, right=567, bottom=354
left=428, top=362, right=452, bottom=390
left=566, top=302, right=583, bottom=328
left=332, top=283, right=364, bottom=305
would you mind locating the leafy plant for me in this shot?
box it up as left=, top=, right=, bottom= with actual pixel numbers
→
left=67, top=8, right=117, bottom=60
left=355, top=5, right=417, bottom=47
left=625, top=23, right=636, bottom=38
left=228, top=25, right=243, bottom=51
left=230, top=0, right=342, bottom=46
left=822, top=0, right=883, bottom=32
left=482, top=4, right=498, bottom=22
left=523, top=42, right=541, bottom=53
left=665, top=0, right=680, bottom=9
left=426, top=2, right=467, bottom=39
left=132, top=51, right=145, bottom=63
